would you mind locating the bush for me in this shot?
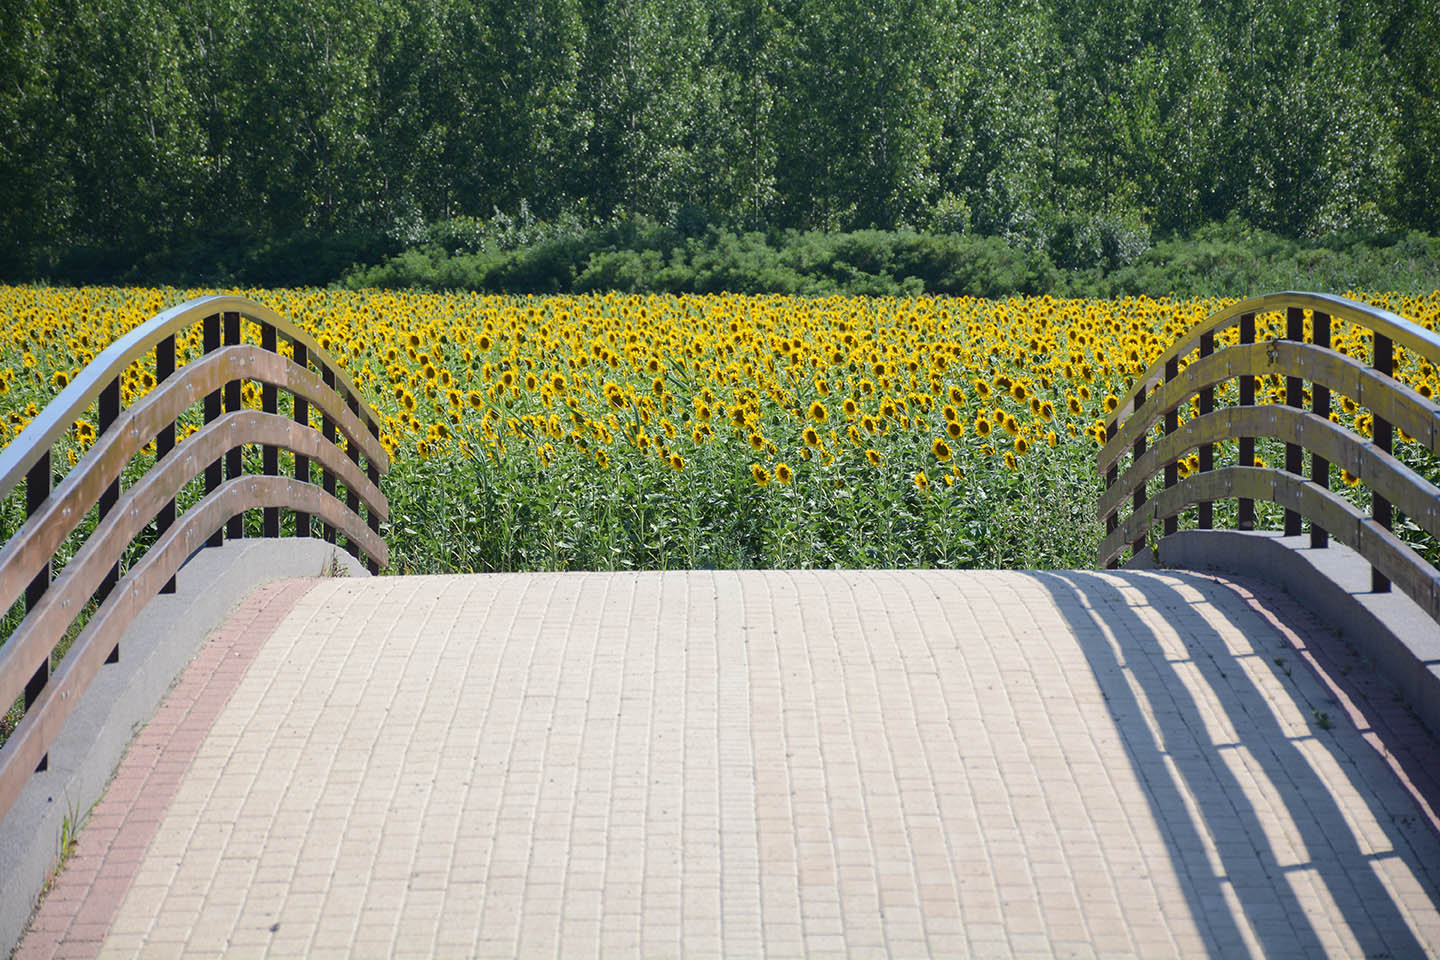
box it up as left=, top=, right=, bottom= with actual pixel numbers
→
left=15, top=205, right=1438, bottom=298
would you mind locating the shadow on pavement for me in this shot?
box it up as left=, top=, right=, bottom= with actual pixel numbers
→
left=1027, top=568, right=1435, bottom=958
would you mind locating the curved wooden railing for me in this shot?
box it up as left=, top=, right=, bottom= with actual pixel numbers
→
left=1098, top=291, right=1440, bottom=622
left=0, top=295, right=389, bottom=824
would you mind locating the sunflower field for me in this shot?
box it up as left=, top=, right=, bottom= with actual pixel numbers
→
left=2, top=286, right=1438, bottom=574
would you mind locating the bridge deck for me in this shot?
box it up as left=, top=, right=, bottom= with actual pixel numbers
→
left=17, top=569, right=1440, bottom=959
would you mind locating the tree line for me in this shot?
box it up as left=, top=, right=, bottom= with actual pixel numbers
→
left=2, top=0, right=1436, bottom=286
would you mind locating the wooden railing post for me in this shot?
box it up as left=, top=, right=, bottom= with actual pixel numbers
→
left=1198, top=332, right=1215, bottom=529
left=97, top=376, right=122, bottom=663
left=366, top=416, right=383, bottom=575
left=156, top=334, right=178, bottom=593
left=203, top=312, right=223, bottom=548
left=321, top=365, right=338, bottom=544
left=261, top=323, right=280, bottom=538
left=293, top=341, right=311, bottom=538
left=1130, top=385, right=1147, bottom=559
left=1284, top=306, right=1304, bottom=537
left=344, top=395, right=363, bottom=560
left=224, top=311, right=243, bottom=541
left=1310, top=312, right=1330, bottom=548
left=1103, top=436, right=1119, bottom=569
left=1238, top=312, right=1256, bottom=530
left=1163, top=358, right=1179, bottom=536
left=25, top=450, right=51, bottom=771
left=1372, top=332, right=1393, bottom=592
left=97, top=376, right=122, bottom=609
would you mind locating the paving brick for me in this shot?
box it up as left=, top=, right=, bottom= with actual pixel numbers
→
left=15, top=570, right=1440, bottom=958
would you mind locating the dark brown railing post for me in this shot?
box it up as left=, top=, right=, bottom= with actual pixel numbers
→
left=1372, top=332, right=1393, bottom=592
left=1284, top=307, right=1304, bottom=537
left=1130, top=385, right=1147, bottom=559
left=97, top=376, right=121, bottom=609
left=366, top=416, right=382, bottom=575
left=1103, top=435, right=1119, bottom=569
left=1310, top=312, right=1330, bottom=548
left=25, top=450, right=51, bottom=771
left=97, top=375, right=122, bottom=663
left=1238, top=312, right=1256, bottom=530
left=261, top=323, right=280, bottom=538
left=224, top=311, right=243, bottom=541
left=343, top=395, right=363, bottom=561
left=1198, top=332, right=1215, bottom=529
left=321, top=365, right=338, bottom=544
left=1163, top=359, right=1178, bottom=536
left=156, top=334, right=178, bottom=593
left=203, top=313, right=223, bottom=547
left=293, top=341, right=311, bottom=538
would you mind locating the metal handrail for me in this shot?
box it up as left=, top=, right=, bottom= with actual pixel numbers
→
left=1097, top=291, right=1440, bottom=624
left=0, top=295, right=390, bottom=826
left=0, top=295, right=376, bottom=502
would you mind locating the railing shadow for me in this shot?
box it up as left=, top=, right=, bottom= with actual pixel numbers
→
left=1026, top=568, right=1437, bottom=958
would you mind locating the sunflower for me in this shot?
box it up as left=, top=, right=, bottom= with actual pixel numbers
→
left=751, top=463, right=771, bottom=486
left=932, top=437, right=953, bottom=461
left=866, top=448, right=883, bottom=466
left=775, top=462, right=793, bottom=484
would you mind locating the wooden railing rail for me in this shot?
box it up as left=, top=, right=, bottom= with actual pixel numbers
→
left=1098, top=291, right=1440, bottom=622
left=0, top=295, right=389, bottom=826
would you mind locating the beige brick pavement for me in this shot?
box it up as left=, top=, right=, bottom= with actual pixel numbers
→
left=18, top=569, right=1440, bottom=958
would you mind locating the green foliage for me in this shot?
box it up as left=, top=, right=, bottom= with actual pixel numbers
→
left=3, top=0, right=1438, bottom=282
left=383, top=428, right=1100, bottom=574
left=343, top=217, right=1440, bottom=299
left=1083, top=225, right=1440, bottom=298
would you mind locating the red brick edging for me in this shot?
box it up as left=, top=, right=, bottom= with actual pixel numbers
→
left=16, top=579, right=316, bottom=960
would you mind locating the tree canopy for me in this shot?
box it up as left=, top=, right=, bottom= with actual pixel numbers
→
left=2, top=0, right=1435, bottom=281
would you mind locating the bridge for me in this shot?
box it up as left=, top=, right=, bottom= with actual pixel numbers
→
left=1, top=294, right=1438, bottom=957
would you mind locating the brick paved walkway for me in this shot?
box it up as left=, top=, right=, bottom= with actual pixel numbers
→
left=17, top=569, right=1440, bottom=958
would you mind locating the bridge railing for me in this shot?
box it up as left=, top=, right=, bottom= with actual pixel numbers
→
left=0, top=294, right=389, bottom=825
left=1097, top=291, right=1440, bottom=622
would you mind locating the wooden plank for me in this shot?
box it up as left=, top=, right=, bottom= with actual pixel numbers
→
left=0, top=475, right=381, bottom=828
left=1106, top=291, right=1440, bottom=429
left=0, top=410, right=388, bottom=715
left=0, top=346, right=388, bottom=623
left=0, top=295, right=386, bottom=503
